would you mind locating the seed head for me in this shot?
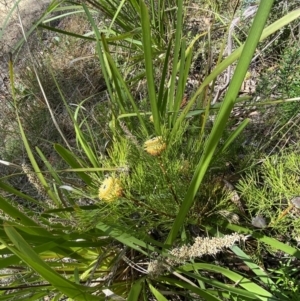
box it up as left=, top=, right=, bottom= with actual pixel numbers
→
left=147, top=233, right=245, bottom=276
left=22, top=163, right=47, bottom=198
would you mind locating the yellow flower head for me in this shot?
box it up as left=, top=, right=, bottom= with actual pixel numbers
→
left=144, top=136, right=166, bottom=156
left=98, top=177, right=123, bottom=202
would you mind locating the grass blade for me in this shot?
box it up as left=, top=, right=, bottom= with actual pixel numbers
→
left=2, top=224, right=101, bottom=301
left=0, top=195, right=50, bottom=236
left=128, top=279, right=144, bottom=300
left=96, top=221, right=158, bottom=255
left=217, top=118, right=250, bottom=155
left=140, top=0, right=160, bottom=134
left=102, top=36, right=148, bottom=132
left=166, top=0, right=275, bottom=245
left=158, top=39, right=172, bottom=116
left=0, top=0, right=22, bottom=40
left=180, top=264, right=279, bottom=301
left=225, top=223, right=300, bottom=259
left=148, top=282, right=168, bottom=301
left=159, top=277, right=223, bottom=301
left=54, top=144, right=93, bottom=185
left=168, top=0, right=184, bottom=126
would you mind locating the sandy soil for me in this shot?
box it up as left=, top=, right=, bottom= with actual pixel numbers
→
left=0, top=0, right=50, bottom=87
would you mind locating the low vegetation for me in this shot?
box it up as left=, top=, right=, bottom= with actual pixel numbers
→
left=0, top=0, right=300, bottom=300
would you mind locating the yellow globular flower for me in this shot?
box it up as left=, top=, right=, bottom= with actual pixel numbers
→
left=144, top=136, right=166, bottom=156
left=98, top=177, right=123, bottom=202
left=149, top=115, right=154, bottom=123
